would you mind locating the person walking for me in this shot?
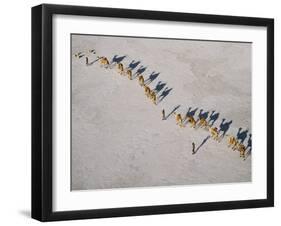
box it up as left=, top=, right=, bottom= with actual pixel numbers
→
left=162, top=109, right=165, bottom=120
left=192, top=142, right=196, bottom=154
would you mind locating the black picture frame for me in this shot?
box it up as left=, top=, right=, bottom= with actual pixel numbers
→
left=32, top=4, right=274, bottom=222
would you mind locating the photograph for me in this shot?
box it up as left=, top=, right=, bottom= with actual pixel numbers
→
left=31, top=3, right=274, bottom=221
left=71, top=34, right=252, bottom=191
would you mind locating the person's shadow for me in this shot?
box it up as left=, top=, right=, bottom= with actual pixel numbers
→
left=164, top=105, right=181, bottom=120
left=208, top=110, right=220, bottom=127
left=194, top=135, right=210, bottom=154
left=86, top=56, right=100, bottom=66
left=157, top=87, right=173, bottom=104
left=144, top=71, right=160, bottom=85
left=236, top=128, right=249, bottom=144
left=218, top=119, right=233, bottom=141
left=153, top=81, right=166, bottom=94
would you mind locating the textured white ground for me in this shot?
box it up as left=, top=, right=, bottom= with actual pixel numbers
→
left=71, top=34, right=252, bottom=190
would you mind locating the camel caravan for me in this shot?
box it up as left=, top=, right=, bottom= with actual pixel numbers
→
left=162, top=106, right=249, bottom=160
left=171, top=108, right=250, bottom=160
left=74, top=49, right=251, bottom=161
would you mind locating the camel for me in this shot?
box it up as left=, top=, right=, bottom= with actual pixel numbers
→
left=186, top=116, right=196, bottom=128
left=208, top=126, right=219, bottom=140
left=150, top=91, right=157, bottom=105
left=99, top=56, right=109, bottom=68
left=237, top=143, right=246, bottom=159
left=138, top=75, right=144, bottom=86
left=144, top=85, right=151, bottom=97
left=89, top=49, right=96, bottom=54
left=149, top=90, right=155, bottom=99
left=125, top=69, right=133, bottom=80
left=173, top=112, right=184, bottom=127
left=117, top=63, right=124, bottom=74
left=74, top=52, right=83, bottom=58
left=226, top=135, right=239, bottom=150
left=198, top=117, right=208, bottom=128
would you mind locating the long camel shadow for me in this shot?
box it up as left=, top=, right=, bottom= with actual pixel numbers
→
left=218, top=119, right=233, bottom=141
left=208, top=110, right=220, bottom=127
left=110, top=55, right=127, bottom=65
left=244, top=134, right=252, bottom=160
left=164, top=105, right=181, bottom=120
left=78, top=54, right=85, bottom=58
left=153, top=81, right=166, bottom=94
left=198, top=109, right=209, bottom=121
left=133, top=65, right=147, bottom=79
left=186, top=107, right=198, bottom=117
left=74, top=51, right=84, bottom=57
left=128, top=60, right=141, bottom=70
left=157, top=87, right=173, bottom=104
left=194, top=109, right=210, bottom=129
left=183, top=107, right=198, bottom=125
left=144, top=71, right=160, bottom=85
left=236, top=128, right=249, bottom=144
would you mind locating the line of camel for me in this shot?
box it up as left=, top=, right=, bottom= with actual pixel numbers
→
left=74, top=50, right=252, bottom=161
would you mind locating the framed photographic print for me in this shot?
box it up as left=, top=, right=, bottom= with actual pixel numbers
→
left=32, top=4, right=274, bottom=221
